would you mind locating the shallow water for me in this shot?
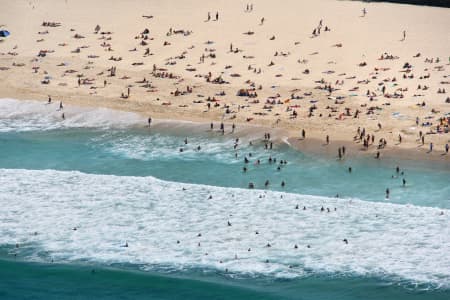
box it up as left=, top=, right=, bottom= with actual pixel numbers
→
left=0, top=98, right=449, bottom=299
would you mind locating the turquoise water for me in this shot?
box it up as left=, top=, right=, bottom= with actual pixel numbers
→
left=1, top=258, right=449, bottom=300
left=0, top=99, right=449, bottom=299
left=1, top=128, right=449, bottom=207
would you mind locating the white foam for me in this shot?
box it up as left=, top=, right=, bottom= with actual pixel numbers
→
left=0, top=168, right=448, bottom=287
left=0, top=98, right=144, bottom=132
left=96, top=132, right=247, bottom=162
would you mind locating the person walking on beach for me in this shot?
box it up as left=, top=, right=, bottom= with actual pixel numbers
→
left=362, top=8, right=367, bottom=17
left=215, top=12, right=219, bottom=21
left=148, top=117, right=152, bottom=127
left=446, top=143, right=449, bottom=154
left=402, top=30, right=406, bottom=41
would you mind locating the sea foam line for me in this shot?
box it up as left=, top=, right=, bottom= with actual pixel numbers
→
left=0, top=168, right=448, bottom=288
left=0, top=98, right=144, bottom=132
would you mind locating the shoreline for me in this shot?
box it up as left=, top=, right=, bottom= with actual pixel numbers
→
left=1, top=0, right=449, bottom=165
left=1, top=95, right=449, bottom=165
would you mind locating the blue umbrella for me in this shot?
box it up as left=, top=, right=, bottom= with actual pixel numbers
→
left=0, top=30, right=10, bottom=37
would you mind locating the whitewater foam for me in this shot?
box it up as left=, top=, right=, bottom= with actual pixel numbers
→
left=0, top=98, right=144, bottom=132
left=0, top=168, right=448, bottom=288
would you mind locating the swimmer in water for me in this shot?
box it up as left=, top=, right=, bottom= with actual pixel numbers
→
left=386, top=188, right=390, bottom=199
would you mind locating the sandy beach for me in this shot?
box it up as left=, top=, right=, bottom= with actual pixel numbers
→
left=0, top=0, right=449, bottom=161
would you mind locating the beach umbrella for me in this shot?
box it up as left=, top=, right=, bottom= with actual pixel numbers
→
left=0, top=30, right=10, bottom=37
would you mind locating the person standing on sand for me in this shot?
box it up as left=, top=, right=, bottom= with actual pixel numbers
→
left=148, top=117, right=152, bottom=127
left=362, top=8, right=367, bottom=17
left=402, top=30, right=406, bottom=41
left=215, top=12, right=219, bottom=21
left=446, top=143, right=449, bottom=154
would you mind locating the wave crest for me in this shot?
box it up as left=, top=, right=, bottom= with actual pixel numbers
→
left=0, top=168, right=448, bottom=288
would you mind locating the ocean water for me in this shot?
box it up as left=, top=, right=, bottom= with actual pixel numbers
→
left=0, top=98, right=449, bottom=299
